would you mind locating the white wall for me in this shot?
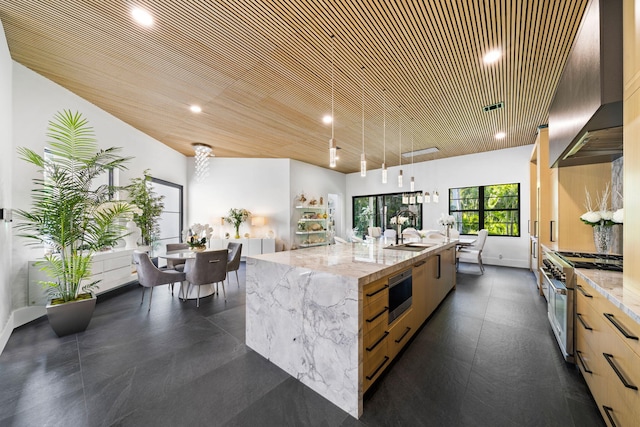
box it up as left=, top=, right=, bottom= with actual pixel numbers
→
left=346, top=145, right=533, bottom=268
left=9, top=63, right=188, bottom=320
left=187, top=157, right=291, bottom=249
left=0, top=20, right=14, bottom=352
left=185, top=158, right=347, bottom=251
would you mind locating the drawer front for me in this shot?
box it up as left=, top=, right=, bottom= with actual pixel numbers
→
left=387, top=309, right=415, bottom=360
left=363, top=278, right=389, bottom=307
left=364, top=320, right=388, bottom=352
left=601, top=332, right=640, bottom=420
left=103, top=256, right=131, bottom=271
left=363, top=334, right=389, bottom=391
left=363, top=296, right=388, bottom=335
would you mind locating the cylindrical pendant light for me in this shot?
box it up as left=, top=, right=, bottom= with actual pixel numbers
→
left=381, top=89, right=387, bottom=184
left=329, top=35, right=337, bottom=168
left=360, top=66, right=367, bottom=177
left=398, top=110, right=403, bottom=188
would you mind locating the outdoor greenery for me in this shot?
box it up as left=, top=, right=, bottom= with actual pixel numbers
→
left=352, top=193, right=422, bottom=238
left=128, top=169, right=165, bottom=248
left=449, top=183, right=520, bottom=236
left=15, top=110, right=134, bottom=302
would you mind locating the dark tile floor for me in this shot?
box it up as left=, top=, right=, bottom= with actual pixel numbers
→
left=0, top=262, right=604, bottom=426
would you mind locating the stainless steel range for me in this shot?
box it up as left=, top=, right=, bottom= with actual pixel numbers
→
left=540, top=250, right=575, bottom=363
left=540, top=249, right=623, bottom=364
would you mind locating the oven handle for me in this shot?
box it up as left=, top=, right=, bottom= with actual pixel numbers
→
left=542, top=271, right=566, bottom=295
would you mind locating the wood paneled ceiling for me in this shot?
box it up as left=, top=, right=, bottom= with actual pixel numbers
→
left=0, top=0, right=587, bottom=173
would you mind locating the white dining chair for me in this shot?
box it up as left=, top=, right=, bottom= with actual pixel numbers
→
left=457, top=229, right=488, bottom=273
left=334, top=236, right=349, bottom=244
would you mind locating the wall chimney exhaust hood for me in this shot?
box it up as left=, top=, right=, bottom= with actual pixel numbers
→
left=548, top=0, right=622, bottom=168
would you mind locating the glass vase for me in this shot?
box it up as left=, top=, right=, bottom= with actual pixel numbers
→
left=593, top=224, right=613, bottom=254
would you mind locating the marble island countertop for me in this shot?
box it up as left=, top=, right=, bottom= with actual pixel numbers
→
left=248, top=238, right=457, bottom=284
left=576, top=268, right=640, bottom=325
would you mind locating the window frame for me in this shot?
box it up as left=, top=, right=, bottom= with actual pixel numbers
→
left=448, top=183, right=521, bottom=237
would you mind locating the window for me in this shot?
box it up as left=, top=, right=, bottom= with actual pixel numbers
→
left=352, top=192, right=422, bottom=238
left=151, top=178, right=183, bottom=247
left=449, top=183, right=520, bottom=236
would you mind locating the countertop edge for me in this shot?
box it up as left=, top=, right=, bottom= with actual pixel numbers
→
left=575, top=269, right=640, bottom=325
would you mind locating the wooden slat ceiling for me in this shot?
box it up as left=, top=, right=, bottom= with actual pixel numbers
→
left=0, top=0, right=587, bottom=173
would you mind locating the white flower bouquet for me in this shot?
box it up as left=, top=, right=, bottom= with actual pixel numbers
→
left=390, top=216, right=409, bottom=225
left=438, top=214, right=455, bottom=227
left=580, top=185, right=623, bottom=226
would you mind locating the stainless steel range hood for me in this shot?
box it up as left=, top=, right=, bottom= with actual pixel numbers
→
left=548, top=0, right=622, bottom=168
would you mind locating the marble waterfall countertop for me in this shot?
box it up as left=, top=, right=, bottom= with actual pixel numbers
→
left=245, top=239, right=457, bottom=419
left=248, top=238, right=457, bottom=283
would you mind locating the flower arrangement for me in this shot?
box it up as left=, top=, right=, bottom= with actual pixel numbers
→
left=390, top=216, right=409, bottom=225
left=438, top=214, right=455, bottom=227
left=225, top=208, right=251, bottom=239
left=580, top=185, right=623, bottom=227
left=183, top=223, right=213, bottom=249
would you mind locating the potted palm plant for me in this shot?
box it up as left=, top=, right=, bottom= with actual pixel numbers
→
left=15, top=110, right=134, bottom=337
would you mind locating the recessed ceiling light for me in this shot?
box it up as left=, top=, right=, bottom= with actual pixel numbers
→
left=401, top=147, right=439, bottom=158
left=131, top=7, right=154, bottom=27
left=190, top=105, right=202, bottom=113
left=483, top=49, right=502, bottom=64
left=322, top=115, right=333, bottom=124
left=495, top=131, right=506, bottom=139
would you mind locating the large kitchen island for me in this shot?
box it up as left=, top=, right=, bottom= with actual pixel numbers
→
left=245, top=239, right=457, bottom=418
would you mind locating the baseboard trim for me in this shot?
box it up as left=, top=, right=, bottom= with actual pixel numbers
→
left=0, top=306, right=47, bottom=355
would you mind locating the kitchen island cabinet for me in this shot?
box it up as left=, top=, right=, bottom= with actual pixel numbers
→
left=245, top=240, right=457, bottom=418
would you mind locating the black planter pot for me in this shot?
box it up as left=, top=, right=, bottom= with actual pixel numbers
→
left=46, top=294, right=97, bottom=337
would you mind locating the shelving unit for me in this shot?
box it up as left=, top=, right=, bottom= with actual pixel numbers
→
left=295, top=205, right=328, bottom=248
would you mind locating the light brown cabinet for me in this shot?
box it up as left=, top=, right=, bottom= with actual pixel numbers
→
left=362, top=246, right=456, bottom=391
left=575, top=276, right=640, bottom=426
left=623, top=0, right=640, bottom=294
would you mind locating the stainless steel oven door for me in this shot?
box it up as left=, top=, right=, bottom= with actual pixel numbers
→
left=543, top=272, right=574, bottom=362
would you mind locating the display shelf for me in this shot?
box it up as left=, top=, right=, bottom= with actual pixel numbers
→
left=294, top=201, right=328, bottom=248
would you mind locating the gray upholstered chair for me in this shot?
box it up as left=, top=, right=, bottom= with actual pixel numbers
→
left=184, top=249, right=228, bottom=307
left=165, top=243, right=189, bottom=271
left=457, top=229, right=488, bottom=274
left=226, top=242, right=242, bottom=287
left=133, top=251, right=186, bottom=311
left=164, top=242, right=189, bottom=295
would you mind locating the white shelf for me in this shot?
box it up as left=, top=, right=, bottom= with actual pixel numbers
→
left=296, top=231, right=326, bottom=235
left=295, top=205, right=327, bottom=209
left=298, top=218, right=326, bottom=222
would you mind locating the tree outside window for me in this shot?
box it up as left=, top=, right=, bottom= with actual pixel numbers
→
left=449, top=183, right=520, bottom=236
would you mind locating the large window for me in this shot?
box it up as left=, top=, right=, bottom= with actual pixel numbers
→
left=449, top=183, right=520, bottom=236
left=151, top=178, right=183, bottom=247
left=352, top=192, right=422, bottom=238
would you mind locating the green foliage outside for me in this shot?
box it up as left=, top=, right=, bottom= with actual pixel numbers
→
left=352, top=193, right=422, bottom=238
left=449, top=183, right=520, bottom=236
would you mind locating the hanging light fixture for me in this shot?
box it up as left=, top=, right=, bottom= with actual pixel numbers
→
left=398, top=109, right=403, bottom=188
left=424, top=191, right=431, bottom=203
left=433, top=191, right=440, bottom=203
left=329, top=35, right=337, bottom=168
left=402, top=193, right=409, bottom=204
left=410, top=121, right=415, bottom=192
left=360, top=66, right=367, bottom=177
left=381, top=89, right=387, bottom=184
left=193, top=143, right=213, bottom=182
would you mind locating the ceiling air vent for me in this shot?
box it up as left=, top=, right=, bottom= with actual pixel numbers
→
left=483, top=102, right=504, bottom=112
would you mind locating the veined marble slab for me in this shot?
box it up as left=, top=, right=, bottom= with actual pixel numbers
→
left=245, top=240, right=457, bottom=418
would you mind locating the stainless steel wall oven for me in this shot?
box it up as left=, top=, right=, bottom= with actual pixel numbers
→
left=388, top=269, right=412, bottom=324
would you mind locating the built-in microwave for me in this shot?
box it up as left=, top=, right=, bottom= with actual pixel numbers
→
left=388, top=269, right=412, bottom=324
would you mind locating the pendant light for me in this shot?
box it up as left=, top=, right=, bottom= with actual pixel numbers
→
left=329, top=35, right=337, bottom=168
left=410, top=121, right=415, bottom=192
left=381, top=89, right=387, bottom=184
left=360, top=66, right=367, bottom=177
left=398, top=110, right=403, bottom=188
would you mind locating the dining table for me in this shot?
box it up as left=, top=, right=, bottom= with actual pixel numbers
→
left=158, top=249, right=222, bottom=300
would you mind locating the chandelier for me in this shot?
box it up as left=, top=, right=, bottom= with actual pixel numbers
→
left=193, top=143, right=213, bottom=181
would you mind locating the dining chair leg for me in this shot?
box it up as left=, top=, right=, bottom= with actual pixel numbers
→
left=196, top=286, right=200, bottom=308
left=235, top=270, right=239, bottom=287
left=148, top=287, right=154, bottom=311
left=170, top=283, right=174, bottom=296
left=220, top=280, right=226, bottom=302
left=140, top=287, right=146, bottom=305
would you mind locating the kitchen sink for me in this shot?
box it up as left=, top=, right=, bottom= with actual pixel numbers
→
left=384, top=242, right=437, bottom=252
